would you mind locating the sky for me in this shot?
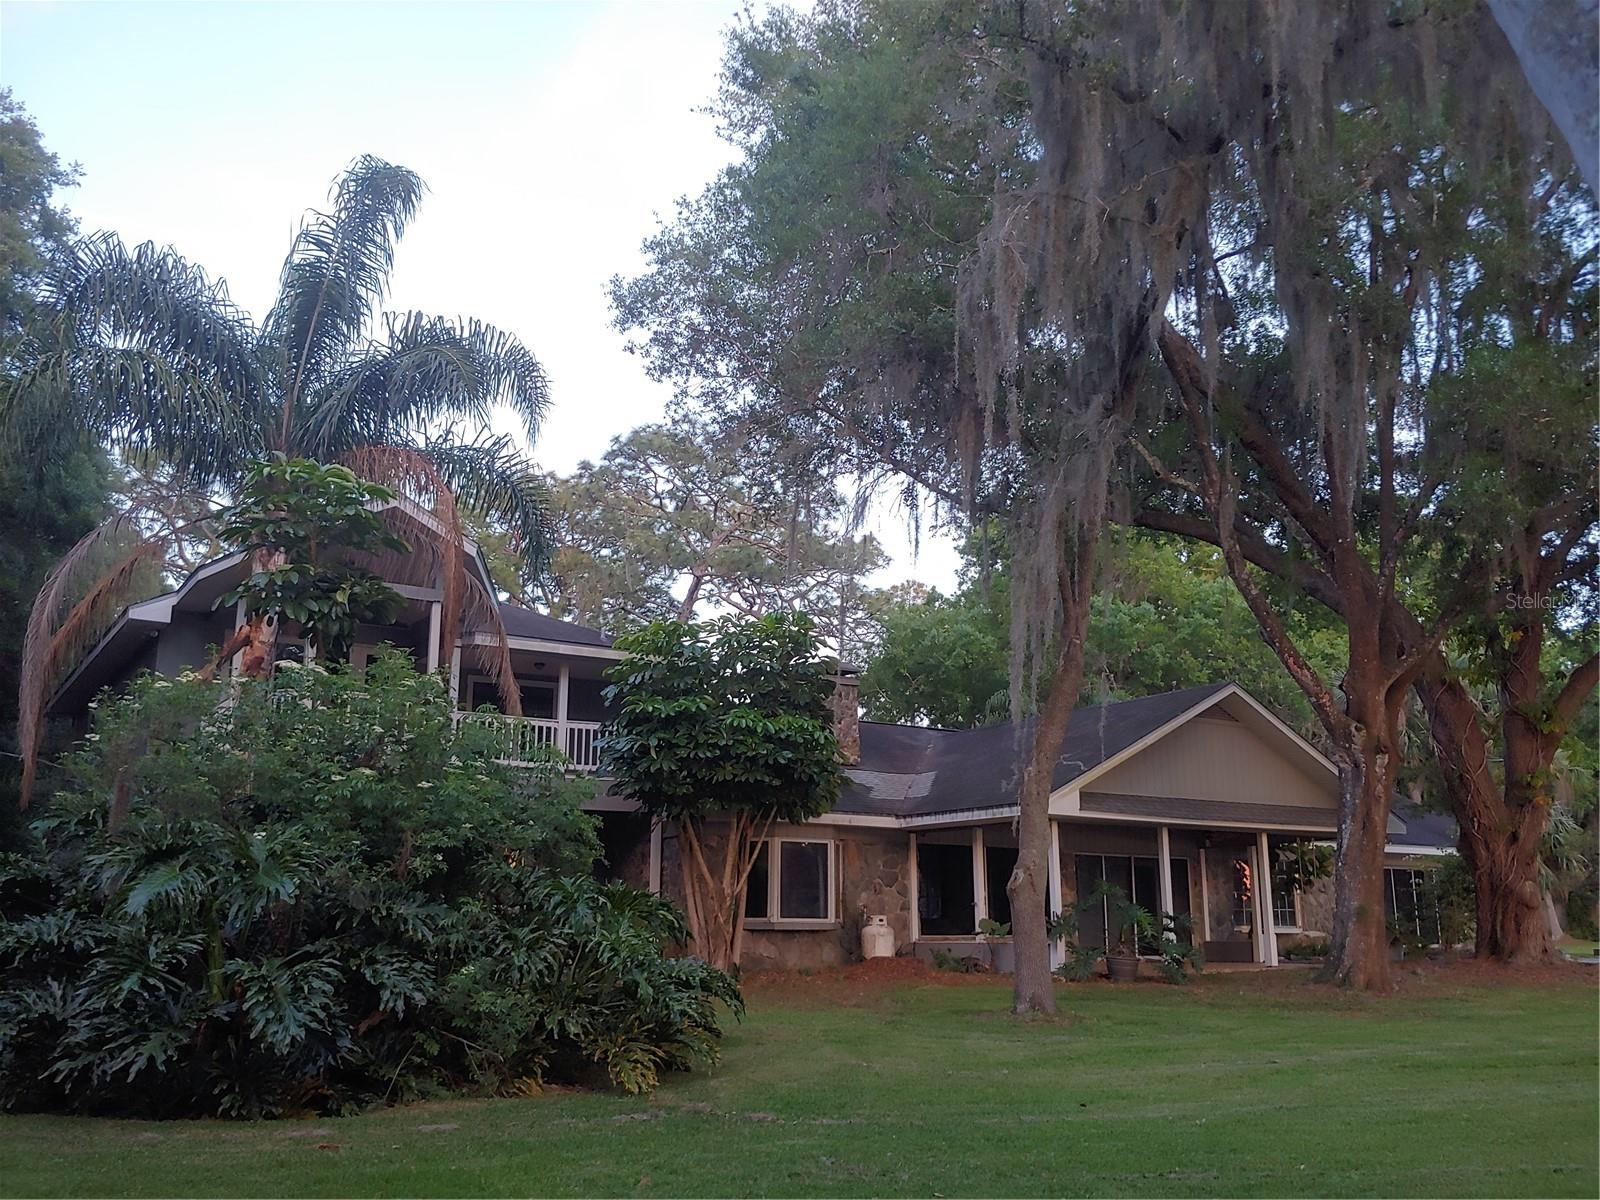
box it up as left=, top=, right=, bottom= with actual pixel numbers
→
left=0, top=0, right=961, bottom=592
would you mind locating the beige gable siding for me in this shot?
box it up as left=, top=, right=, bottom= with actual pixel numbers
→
left=1091, top=715, right=1334, bottom=810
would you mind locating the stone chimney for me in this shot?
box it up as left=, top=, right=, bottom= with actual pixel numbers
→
left=828, top=666, right=861, bottom=765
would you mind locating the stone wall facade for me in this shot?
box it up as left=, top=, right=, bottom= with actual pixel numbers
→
left=652, top=816, right=1361, bottom=970
left=740, top=825, right=911, bottom=971
left=657, top=821, right=911, bottom=972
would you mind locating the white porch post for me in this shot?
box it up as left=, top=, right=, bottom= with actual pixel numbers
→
left=1047, top=820, right=1064, bottom=970
left=972, top=826, right=989, bottom=931
left=648, top=819, right=663, bottom=895
left=907, top=833, right=921, bottom=944
left=1198, top=847, right=1212, bottom=945
left=1256, top=831, right=1280, bottom=966
left=447, top=646, right=462, bottom=707
left=1248, top=845, right=1267, bottom=963
left=425, top=600, right=442, bottom=673
left=1156, top=825, right=1175, bottom=926
left=556, top=662, right=571, bottom=759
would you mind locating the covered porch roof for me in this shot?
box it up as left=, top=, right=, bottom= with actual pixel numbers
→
left=834, top=683, right=1383, bottom=838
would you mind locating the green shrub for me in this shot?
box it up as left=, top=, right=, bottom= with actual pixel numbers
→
left=929, top=948, right=983, bottom=973
left=1281, top=937, right=1331, bottom=961
left=1055, top=942, right=1102, bottom=982
left=1420, top=853, right=1477, bottom=947
left=0, top=653, right=740, bottom=1117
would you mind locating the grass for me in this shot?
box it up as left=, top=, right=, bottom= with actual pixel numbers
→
left=1, top=966, right=1595, bottom=1198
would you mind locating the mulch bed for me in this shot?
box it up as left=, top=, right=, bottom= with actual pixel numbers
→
left=739, top=950, right=1597, bottom=1006
left=1400, top=953, right=1597, bottom=990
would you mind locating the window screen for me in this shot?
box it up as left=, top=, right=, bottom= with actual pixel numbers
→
left=778, top=841, right=831, bottom=920
left=743, top=842, right=770, bottom=919
left=1271, top=877, right=1298, bottom=929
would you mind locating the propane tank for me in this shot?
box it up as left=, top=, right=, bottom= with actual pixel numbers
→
left=859, top=913, right=895, bottom=959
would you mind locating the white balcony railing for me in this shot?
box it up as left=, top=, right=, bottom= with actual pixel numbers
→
left=456, top=713, right=604, bottom=771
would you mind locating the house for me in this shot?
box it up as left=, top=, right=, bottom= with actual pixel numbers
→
left=681, top=676, right=1457, bottom=971
left=48, top=500, right=622, bottom=777
left=46, top=501, right=1458, bottom=971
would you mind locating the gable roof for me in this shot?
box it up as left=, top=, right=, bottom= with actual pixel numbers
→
left=1389, top=803, right=1458, bottom=853
left=488, top=604, right=613, bottom=648
left=839, top=682, right=1239, bottom=819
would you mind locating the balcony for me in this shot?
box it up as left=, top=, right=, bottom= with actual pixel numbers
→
left=457, top=713, right=605, bottom=772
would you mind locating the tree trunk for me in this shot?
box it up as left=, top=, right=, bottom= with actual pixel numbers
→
left=1415, top=668, right=1515, bottom=959
left=677, top=813, right=770, bottom=973
left=236, top=547, right=286, bottom=679
left=1413, top=645, right=1584, bottom=963
left=1319, top=738, right=1395, bottom=989
left=1007, top=565, right=1090, bottom=1016
left=680, top=819, right=733, bottom=971
left=1009, top=724, right=1061, bottom=1014
left=1470, top=829, right=1551, bottom=961
left=1542, top=890, right=1566, bottom=943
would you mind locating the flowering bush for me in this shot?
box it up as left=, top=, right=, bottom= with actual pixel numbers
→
left=0, top=652, right=739, bottom=1116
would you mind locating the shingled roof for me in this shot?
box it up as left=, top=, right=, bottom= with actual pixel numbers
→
left=839, top=682, right=1233, bottom=818
left=1389, top=803, right=1458, bottom=851
left=489, top=603, right=614, bottom=648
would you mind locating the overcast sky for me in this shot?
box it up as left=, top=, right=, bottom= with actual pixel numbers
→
left=0, top=0, right=960, bottom=591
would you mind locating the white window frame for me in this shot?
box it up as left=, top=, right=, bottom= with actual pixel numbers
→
left=1271, top=878, right=1303, bottom=933
left=743, top=836, right=839, bottom=930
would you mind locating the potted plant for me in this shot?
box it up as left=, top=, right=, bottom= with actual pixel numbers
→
left=1095, top=883, right=1152, bottom=982
left=979, top=917, right=1014, bottom=973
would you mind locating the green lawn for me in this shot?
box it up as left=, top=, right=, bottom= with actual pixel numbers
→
left=1, top=968, right=1595, bottom=1198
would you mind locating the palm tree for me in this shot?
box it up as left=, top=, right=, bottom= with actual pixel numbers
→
left=6, top=155, right=551, bottom=803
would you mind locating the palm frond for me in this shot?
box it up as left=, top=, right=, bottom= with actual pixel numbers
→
left=16, top=346, right=262, bottom=482
left=300, top=313, right=550, bottom=456
left=18, top=516, right=169, bottom=807
left=418, top=432, right=555, bottom=577
left=261, top=157, right=424, bottom=436
left=340, top=443, right=525, bottom=719
left=3, top=233, right=263, bottom=482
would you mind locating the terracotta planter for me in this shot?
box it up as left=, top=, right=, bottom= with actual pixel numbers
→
left=1106, top=954, right=1141, bottom=982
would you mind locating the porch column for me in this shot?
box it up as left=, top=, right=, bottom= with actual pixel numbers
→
left=907, top=833, right=921, bottom=943
left=1047, top=820, right=1064, bottom=969
left=447, top=646, right=462, bottom=706
left=1198, top=846, right=1212, bottom=945
left=1156, top=825, right=1175, bottom=927
left=425, top=600, right=442, bottom=673
left=1248, top=845, right=1267, bottom=963
left=1256, top=831, right=1280, bottom=966
left=648, top=818, right=663, bottom=895
left=556, top=662, right=571, bottom=758
left=972, top=826, right=989, bottom=930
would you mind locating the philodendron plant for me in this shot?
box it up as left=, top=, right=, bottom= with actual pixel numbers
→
left=1049, top=882, right=1205, bottom=984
